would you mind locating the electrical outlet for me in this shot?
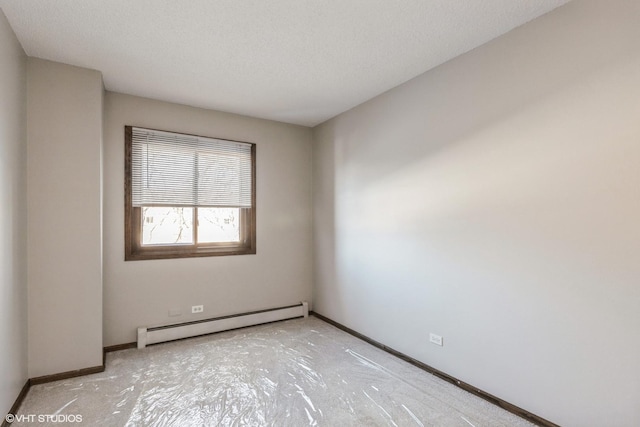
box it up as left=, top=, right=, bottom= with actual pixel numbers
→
left=429, top=333, right=443, bottom=346
left=191, top=305, right=204, bottom=314
left=168, top=309, right=182, bottom=317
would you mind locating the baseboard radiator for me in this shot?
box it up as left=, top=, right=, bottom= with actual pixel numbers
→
left=137, top=302, right=309, bottom=349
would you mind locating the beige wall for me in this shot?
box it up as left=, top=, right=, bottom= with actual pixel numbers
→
left=27, top=58, right=104, bottom=377
left=0, top=9, right=27, bottom=415
left=103, top=93, right=313, bottom=346
left=312, top=1, right=640, bottom=426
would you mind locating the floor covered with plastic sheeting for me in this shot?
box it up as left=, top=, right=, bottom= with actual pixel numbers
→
left=15, top=316, right=533, bottom=426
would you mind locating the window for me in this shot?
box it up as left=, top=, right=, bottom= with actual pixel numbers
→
left=125, top=126, right=256, bottom=260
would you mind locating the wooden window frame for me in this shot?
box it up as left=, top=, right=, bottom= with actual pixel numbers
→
left=124, top=126, right=256, bottom=261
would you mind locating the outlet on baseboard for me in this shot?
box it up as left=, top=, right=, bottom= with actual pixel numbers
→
left=429, top=333, right=443, bottom=346
left=192, top=305, right=204, bottom=314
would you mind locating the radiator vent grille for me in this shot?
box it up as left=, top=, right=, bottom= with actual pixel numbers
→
left=137, top=302, right=309, bottom=348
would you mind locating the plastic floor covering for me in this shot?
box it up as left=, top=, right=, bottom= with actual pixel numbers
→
left=14, top=316, right=534, bottom=426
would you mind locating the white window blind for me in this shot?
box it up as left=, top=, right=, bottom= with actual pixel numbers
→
left=131, top=127, right=253, bottom=208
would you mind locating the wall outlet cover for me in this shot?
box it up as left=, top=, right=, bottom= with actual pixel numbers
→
left=429, top=333, right=443, bottom=346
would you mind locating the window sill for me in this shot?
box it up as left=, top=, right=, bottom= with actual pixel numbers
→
left=125, top=245, right=256, bottom=261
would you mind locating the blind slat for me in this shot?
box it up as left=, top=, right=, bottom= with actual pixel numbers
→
left=131, top=127, right=253, bottom=208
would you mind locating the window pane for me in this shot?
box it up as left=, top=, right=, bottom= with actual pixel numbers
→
left=142, top=207, right=193, bottom=245
left=198, top=208, right=240, bottom=243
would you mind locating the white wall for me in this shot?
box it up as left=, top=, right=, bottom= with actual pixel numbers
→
left=27, top=58, right=104, bottom=377
left=103, top=93, right=313, bottom=346
left=0, top=8, right=27, bottom=415
left=312, top=1, right=640, bottom=426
